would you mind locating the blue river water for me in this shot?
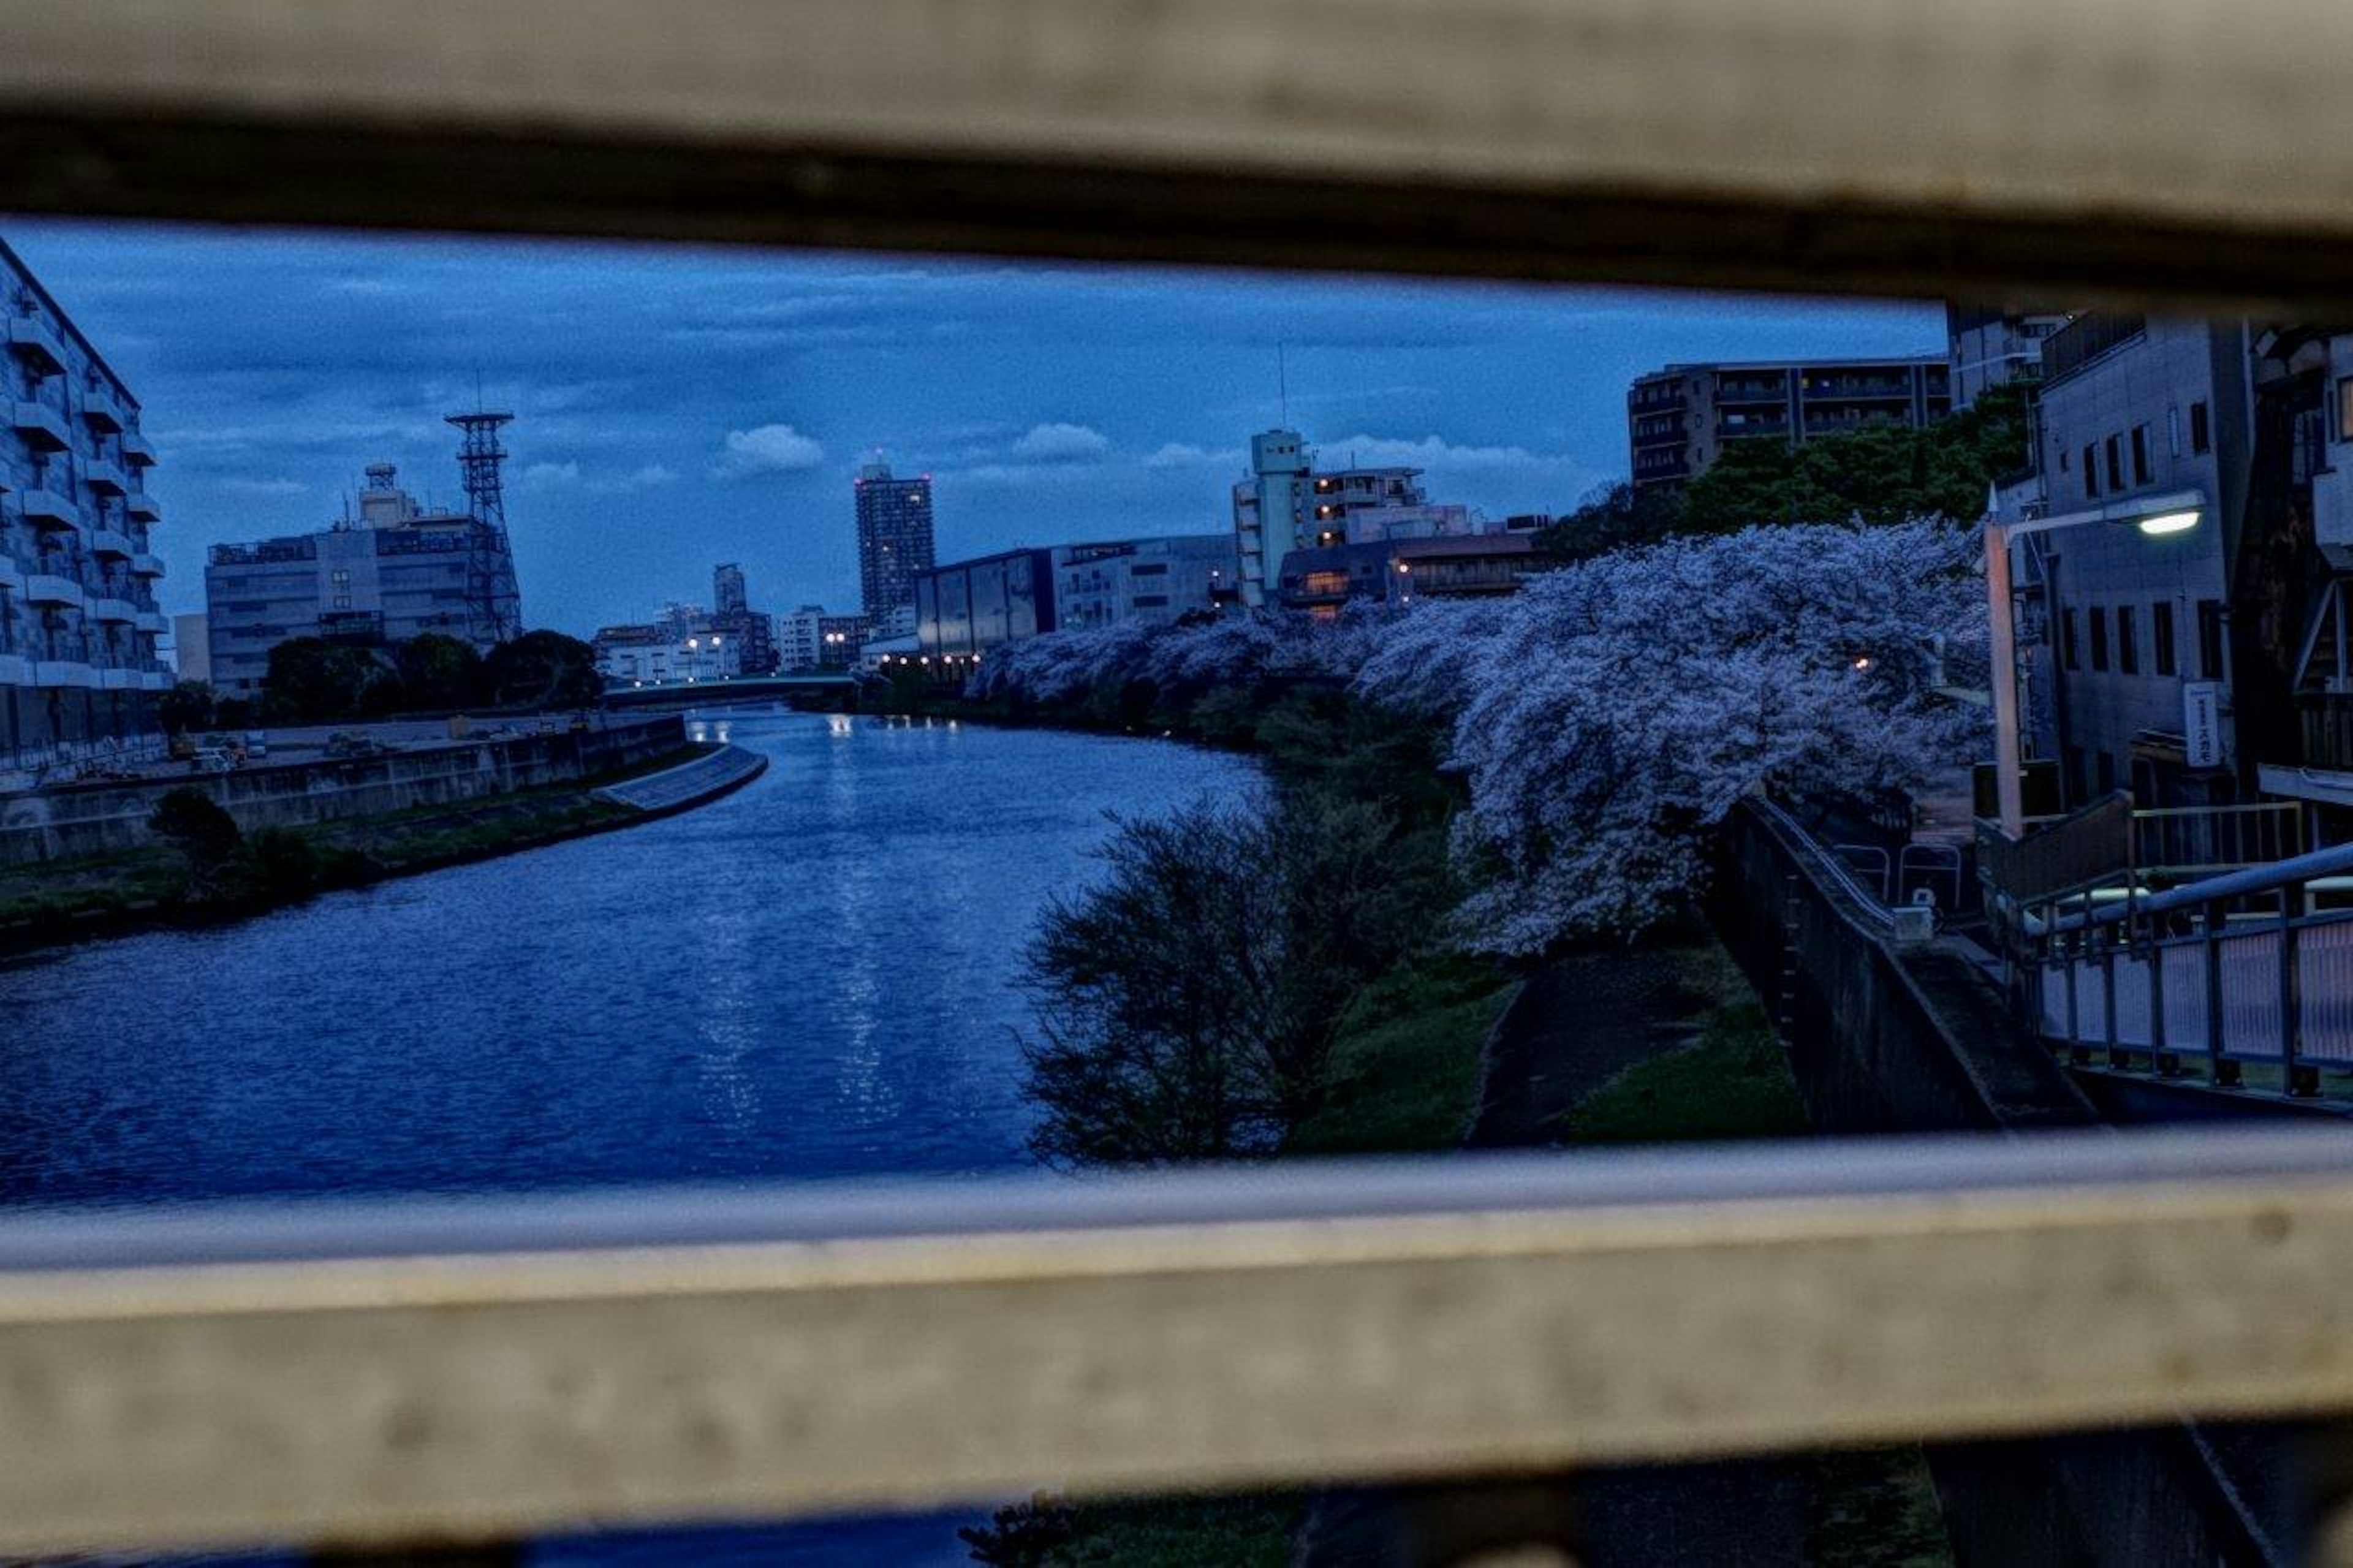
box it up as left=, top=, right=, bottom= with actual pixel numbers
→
left=0, top=708, right=1256, bottom=1563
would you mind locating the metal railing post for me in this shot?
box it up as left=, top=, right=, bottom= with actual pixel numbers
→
left=2286, top=881, right=2317, bottom=1097
left=2064, top=919, right=2086, bottom=1064
left=2150, top=916, right=2177, bottom=1077
left=2207, top=898, right=2238, bottom=1088
left=2103, top=921, right=2126, bottom=1069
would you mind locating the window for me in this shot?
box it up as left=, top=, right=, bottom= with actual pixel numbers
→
left=2131, top=425, right=2151, bottom=485
left=2340, top=377, right=2353, bottom=443
left=2088, top=605, right=2109, bottom=672
left=2083, top=444, right=2099, bottom=499
left=2167, top=406, right=2181, bottom=458
left=1132, top=594, right=1169, bottom=608
left=2105, top=434, right=2124, bottom=492
left=2153, top=601, right=2177, bottom=676
left=2116, top=605, right=2138, bottom=673
left=2196, top=599, right=2229, bottom=681
left=2190, top=400, right=2213, bottom=455
left=1130, top=563, right=1169, bottom=578
left=2062, top=608, right=2080, bottom=670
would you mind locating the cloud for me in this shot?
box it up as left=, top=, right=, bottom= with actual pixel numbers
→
left=1145, top=441, right=1241, bottom=469
left=711, top=423, right=825, bottom=479
left=521, top=461, right=582, bottom=487
left=1010, top=422, right=1110, bottom=462
left=219, top=476, right=308, bottom=497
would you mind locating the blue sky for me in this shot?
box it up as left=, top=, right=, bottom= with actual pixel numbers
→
left=4, top=219, right=1942, bottom=636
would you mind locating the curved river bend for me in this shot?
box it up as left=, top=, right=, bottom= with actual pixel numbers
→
left=0, top=710, right=1251, bottom=1207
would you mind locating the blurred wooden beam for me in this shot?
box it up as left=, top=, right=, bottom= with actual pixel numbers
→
left=1, top=0, right=2351, bottom=307
left=7, top=1131, right=2353, bottom=1551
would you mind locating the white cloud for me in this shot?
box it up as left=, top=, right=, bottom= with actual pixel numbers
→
left=1145, top=441, right=1242, bottom=470
left=711, top=423, right=826, bottom=480
left=219, top=476, right=308, bottom=497
left=1319, top=434, right=1568, bottom=472
left=521, top=461, right=582, bottom=487
left=1010, top=422, right=1110, bottom=462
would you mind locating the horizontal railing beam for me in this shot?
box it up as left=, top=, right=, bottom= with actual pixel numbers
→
left=11, top=1130, right=2353, bottom=1551
left=6, top=0, right=2353, bottom=306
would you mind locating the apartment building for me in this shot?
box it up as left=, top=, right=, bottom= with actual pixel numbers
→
left=1626, top=355, right=1952, bottom=494
left=1276, top=532, right=1536, bottom=618
left=205, top=454, right=523, bottom=695
left=0, top=240, right=170, bottom=780
left=854, top=461, right=936, bottom=624
left=1053, top=534, right=1235, bottom=630
left=1232, top=430, right=1493, bottom=605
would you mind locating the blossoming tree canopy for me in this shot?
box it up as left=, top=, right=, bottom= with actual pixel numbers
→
left=969, top=518, right=1988, bottom=953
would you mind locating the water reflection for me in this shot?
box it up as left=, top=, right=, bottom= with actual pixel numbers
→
left=0, top=709, right=1248, bottom=1206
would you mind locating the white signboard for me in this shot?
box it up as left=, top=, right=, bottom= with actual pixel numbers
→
left=2184, top=681, right=2223, bottom=770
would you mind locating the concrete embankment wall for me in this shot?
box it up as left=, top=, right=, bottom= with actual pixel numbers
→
left=1710, top=798, right=2284, bottom=1567
left=0, top=716, right=687, bottom=866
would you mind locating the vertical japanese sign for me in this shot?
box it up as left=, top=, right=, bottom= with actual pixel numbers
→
left=2184, top=681, right=2223, bottom=768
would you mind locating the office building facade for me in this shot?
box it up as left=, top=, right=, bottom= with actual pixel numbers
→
left=914, top=547, right=1057, bottom=661
left=1626, top=355, right=1953, bottom=494
left=854, top=461, right=936, bottom=623
left=0, top=240, right=170, bottom=779
left=1053, top=534, right=1236, bottom=630
left=205, top=448, right=522, bottom=696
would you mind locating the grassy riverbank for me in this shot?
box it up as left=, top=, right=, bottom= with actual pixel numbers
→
left=0, top=742, right=719, bottom=954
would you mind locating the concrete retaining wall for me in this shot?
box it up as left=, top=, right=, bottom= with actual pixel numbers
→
left=0, top=716, right=686, bottom=866
left=1710, top=798, right=2284, bottom=1567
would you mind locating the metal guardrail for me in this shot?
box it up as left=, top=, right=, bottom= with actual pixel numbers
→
left=2026, top=838, right=2353, bottom=1084
left=4, top=1131, right=2353, bottom=1555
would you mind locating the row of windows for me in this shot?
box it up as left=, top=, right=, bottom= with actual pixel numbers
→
left=2060, top=598, right=2225, bottom=680
left=2067, top=401, right=2211, bottom=501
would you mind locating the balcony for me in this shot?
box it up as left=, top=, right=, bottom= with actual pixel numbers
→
left=119, top=429, right=157, bottom=466
left=83, top=460, right=128, bottom=496
left=129, top=551, right=164, bottom=578
left=86, top=526, right=133, bottom=558
left=33, top=659, right=97, bottom=688
left=0, top=555, right=19, bottom=594
left=18, top=487, right=76, bottom=529
left=125, top=491, right=162, bottom=522
left=136, top=608, right=167, bottom=635
left=10, top=401, right=69, bottom=450
left=6, top=316, right=65, bottom=374
left=87, top=596, right=137, bottom=624
left=98, top=666, right=139, bottom=691
left=25, top=573, right=85, bottom=608
left=0, top=653, right=28, bottom=686
left=78, top=385, right=124, bottom=431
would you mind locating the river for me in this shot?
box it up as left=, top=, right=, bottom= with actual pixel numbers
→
left=0, top=708, right=1256, bottom=1562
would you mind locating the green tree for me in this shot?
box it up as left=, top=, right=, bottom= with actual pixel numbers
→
left=1536, top=480, right=1689, bottom=562
left=394, top=632, right=485, bottom=711
left=481, top=630, right=603, bottom=711
left=148, top=787, right=243, bottom=898
left=263, top=637, right=397, bottom=722
left=156, top=679, right=216, bottom=735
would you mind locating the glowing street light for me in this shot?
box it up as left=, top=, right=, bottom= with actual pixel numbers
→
left=1984, top=486, right=2206, bottom=838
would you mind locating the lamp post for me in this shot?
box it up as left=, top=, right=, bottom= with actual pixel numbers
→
left=1985, top=487, right=2205, bottom=838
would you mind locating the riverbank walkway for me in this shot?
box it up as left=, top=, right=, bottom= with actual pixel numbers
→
left=597, top=743, right=767, bottom=815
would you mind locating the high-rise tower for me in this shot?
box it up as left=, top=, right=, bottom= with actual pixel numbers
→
left=854, top=461, right=935, bottom=627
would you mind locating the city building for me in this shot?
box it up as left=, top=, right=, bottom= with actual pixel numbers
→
left=172, top=612, right=209, bottom=684
left=1053, top=534, right=1236, bottom=630
left=707, top=561, right=777, bottom=675
left=775, top=604, right=870, bottom=672
left=914, top=547, right=1056, bottom=661
left=854, top=461, right=936, bottom=624
left=1626, top=355, right=1953, bottom=495
left=204, top=428, right=523, bottom=696
left=1994, top=314, right=2249, bottom=812
left=1947, top=305, right=2071, bottom=409
left=1276, top=533, right=1537, bottom=619
left=1232, top=431, right=1494, bottom=606
left=0, top=238, right=172, bottom=779
left=591, top=615, right=743, bottom=687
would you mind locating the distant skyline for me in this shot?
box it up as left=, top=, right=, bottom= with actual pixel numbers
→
left=3, top=219, right=1942, bottom=637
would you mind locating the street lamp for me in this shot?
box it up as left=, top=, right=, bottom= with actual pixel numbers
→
left=1984, top=485, right=2206, bottom=838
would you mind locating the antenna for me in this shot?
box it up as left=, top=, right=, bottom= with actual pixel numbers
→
left=1278, top=342, right=1289, bottom=427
